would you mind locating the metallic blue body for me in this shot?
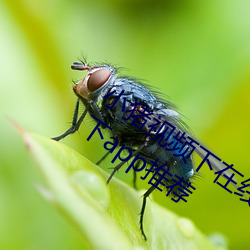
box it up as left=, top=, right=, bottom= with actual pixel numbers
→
left=87, top=74, right=194, bottom=183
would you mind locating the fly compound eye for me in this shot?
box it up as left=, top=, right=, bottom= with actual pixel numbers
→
left=87, top=68, right=111, bottom=92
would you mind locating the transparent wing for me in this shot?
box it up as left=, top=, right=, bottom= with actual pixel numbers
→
left=193, top=137, right=239, bottom=190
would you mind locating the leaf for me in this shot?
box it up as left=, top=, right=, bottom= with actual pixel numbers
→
left=18, top=127, right=226, bottom=250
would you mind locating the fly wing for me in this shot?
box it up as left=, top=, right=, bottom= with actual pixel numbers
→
left=143, top=105, right=239, bottom=189
left=193, top=137, right=239, bottom=190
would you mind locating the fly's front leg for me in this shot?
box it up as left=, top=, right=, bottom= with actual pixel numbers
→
left=88, top=100, right=106, bottom=123
left=52, top=99, right=88, bottom=141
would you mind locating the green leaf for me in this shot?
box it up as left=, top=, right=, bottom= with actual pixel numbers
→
left=19, top=128, right=227, bottom=250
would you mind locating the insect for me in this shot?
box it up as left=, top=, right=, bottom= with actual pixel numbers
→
left=52, top=60, right=232, bottom=240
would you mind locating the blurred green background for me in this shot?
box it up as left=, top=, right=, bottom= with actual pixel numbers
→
left=0, top=0, right=250, bottom=249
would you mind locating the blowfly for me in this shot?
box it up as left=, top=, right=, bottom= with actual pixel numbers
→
left=52, top=60, right=233, bottom=240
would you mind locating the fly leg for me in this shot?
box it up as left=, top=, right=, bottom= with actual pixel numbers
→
left=107, top=144, right=146, bottom=184
left=106, top=160, right=130, bottom=184
left=140, top=185, right=156, bottom=240
left=133, top=160, right=141, bottom=189
left=96, top=151, right=110, bottom=165
left=52, top=99, right=88, bottom=141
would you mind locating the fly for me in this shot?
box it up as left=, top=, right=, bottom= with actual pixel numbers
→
left=52, top=60, right=233, bottom=240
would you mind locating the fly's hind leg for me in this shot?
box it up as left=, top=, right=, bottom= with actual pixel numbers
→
left=140, top=185, right=155, bottom=240
left=133, top=160, right=142, bottom=189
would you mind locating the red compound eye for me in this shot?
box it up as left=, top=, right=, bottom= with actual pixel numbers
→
left=87, top=68, right=111, bottom=92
